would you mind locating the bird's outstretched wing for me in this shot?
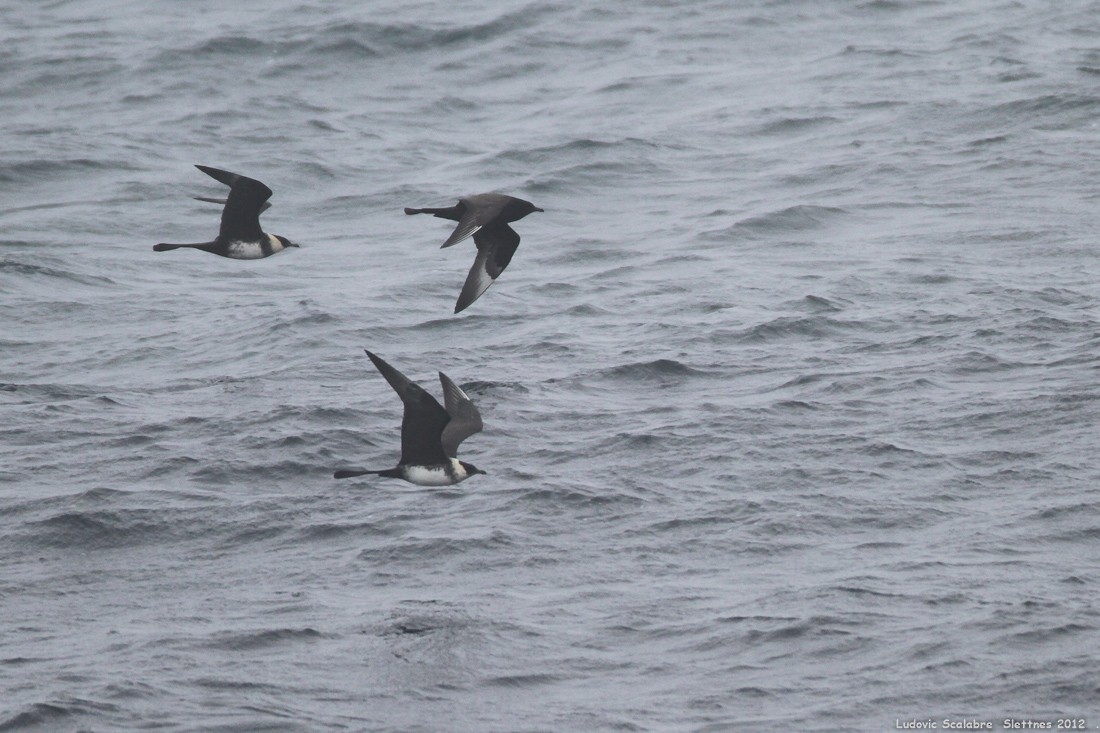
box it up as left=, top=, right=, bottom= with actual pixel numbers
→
left=195, top=165, right=272, bottom=242
left=194, top=195, right=271, bottom=214
left=454, top=223, right=520, bottom=313
left=364, top=350, right=450, bottom=466
left=438, top=372, right=483, bottom=458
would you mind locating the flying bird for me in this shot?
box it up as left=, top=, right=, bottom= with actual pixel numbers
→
left=333, top=350, right=486, bottom=486
left=153, top=165, right=297, bottom=259
left=405, top=193, right=543, bottom=313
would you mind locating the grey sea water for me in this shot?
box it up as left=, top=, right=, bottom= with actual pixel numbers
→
left=3, top=1, right=1100, bottom=731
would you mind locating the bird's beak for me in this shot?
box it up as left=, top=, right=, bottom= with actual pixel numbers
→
left=534, top=207, right=545, bottom=213
left=288, top=241, right=301, bottom=247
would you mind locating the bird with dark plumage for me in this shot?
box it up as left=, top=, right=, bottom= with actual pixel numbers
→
left=405, top=193, right=543, bottom=313
left=333, top=350, right=486, bottom=486
left=154, top=165, right=298, bottom=259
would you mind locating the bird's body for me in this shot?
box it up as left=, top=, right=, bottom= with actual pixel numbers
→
left=405, top=193, right=543, bottom=313
left=356, top=459, right=477, bottom=486
left=333, top=350, right=486, bottom=486
left=154, top=165, right=297, bottom=259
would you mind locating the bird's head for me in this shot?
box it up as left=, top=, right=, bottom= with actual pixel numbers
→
left=509, top=198, right=544, bottom=221
left=460, top=461, right=487, bottom=477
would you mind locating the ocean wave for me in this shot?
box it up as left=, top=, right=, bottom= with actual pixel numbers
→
left=25, top=509, right=178, bottom=549
left=0, top=699, right=120, bottom=733
left=1004, top=623, right=1096, bottom=646
left=531, top=157, right=666, bottom=191
left=154, top=7, right=547, bottom=73
left=480, top=673, right=564, bottom=689
left=985, top=92, right=1100, bottom=125
left=453, top=379, right=528, bottom=396
left=188, top=459, right=323, bottom=485
left=789, top=294, right=846, bottom=313
left=489, top=136, right=661, bottom=167
left=0, top=382, right=105, bottom=404
left=201, top=627, right=324, bottom=652
left=298, top=519, right=397, bottom=541
left=0, top=258, right=115, bottom=287
left=771, top=399, right=823, bottom=411
left=499, top=484, right=639, bottom=511
left=592, top=359, right=705, bottom=382
left=317, top=11, right=542, bottom=54
left=750, top=115, right=841, bottom=137
left=356, top=529, right=513, bottom=564
left=946, top=350, right=1024, bottom=374
left=702, top=205, right=849, bottom=241
left=379, top=600, right=477, bottom=637
left=735, top=204, right=848, bottom=233
left=735, top=315, right=858, bottom=343
left=0, top=157, right=136, bottom=185
left=12, top=494, right=291, bottom=551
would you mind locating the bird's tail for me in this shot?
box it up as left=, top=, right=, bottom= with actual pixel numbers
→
left=153, top=241, right=214, bottom=252
left=334, top=469, right=374, bottom=479
left=333, top=468, right=387, bottom=479
left=404, top=206, right=461, bottom=218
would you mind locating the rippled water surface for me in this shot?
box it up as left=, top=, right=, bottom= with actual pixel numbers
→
left=3, top=1, right=1100, bottom=731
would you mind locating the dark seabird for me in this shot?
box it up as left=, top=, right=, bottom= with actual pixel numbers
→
left=153, top=165, right=297, bottom=259
left=405, top=193, right=543, bottom=313
left=333, top=350, right=486, bottom=485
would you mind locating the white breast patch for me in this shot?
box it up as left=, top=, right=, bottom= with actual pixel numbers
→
left=403, top=458, right=473, bottom=486
left=226, top=240, right=268, bottom=259
left=402, top=465, right=457, bottom=486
